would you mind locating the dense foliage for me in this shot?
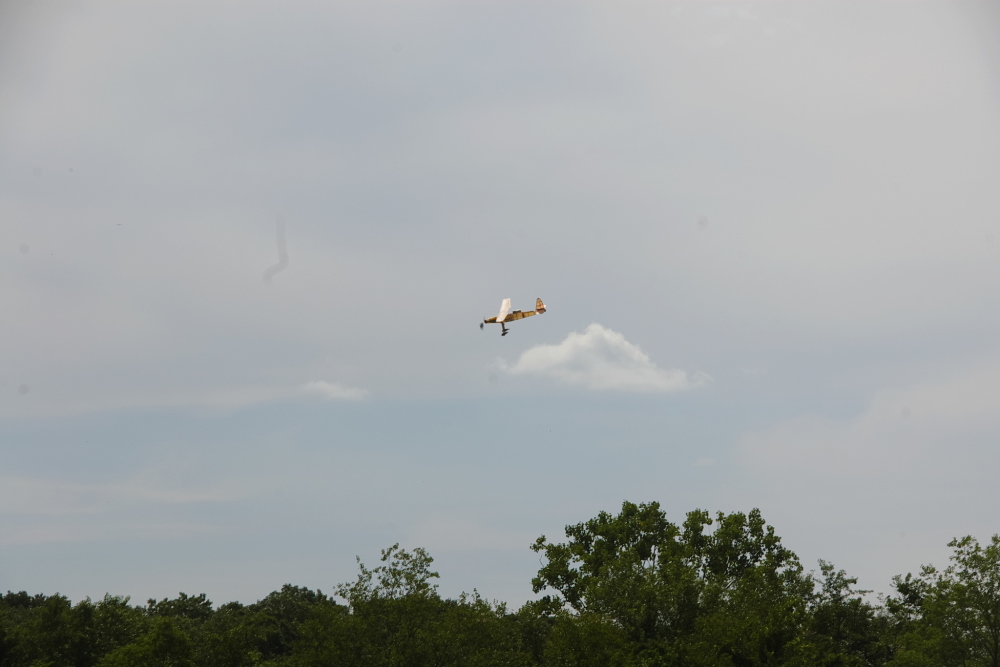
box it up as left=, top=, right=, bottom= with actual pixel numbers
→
left=2, top=502, right=998, bottom=666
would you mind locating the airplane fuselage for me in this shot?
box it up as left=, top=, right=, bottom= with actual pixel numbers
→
left=483, top=309, right=536, bottom=325
left=482, top=298, right=546, bottom=336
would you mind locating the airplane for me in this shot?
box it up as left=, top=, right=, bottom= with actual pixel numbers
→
left=481, top=297, right=546, bottom=336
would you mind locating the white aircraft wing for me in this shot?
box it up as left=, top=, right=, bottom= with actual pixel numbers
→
left=496, top=298, right=511, bottom=322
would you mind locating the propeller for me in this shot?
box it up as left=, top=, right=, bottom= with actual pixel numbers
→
left=480, top=322, right=484, bottom=330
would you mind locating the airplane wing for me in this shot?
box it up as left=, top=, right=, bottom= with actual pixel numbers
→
left=496, top=298, right=511, bottom=322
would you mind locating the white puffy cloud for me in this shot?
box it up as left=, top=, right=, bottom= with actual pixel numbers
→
left=501, top=324, right=709, bottom=393
left=302, top=380, right=368, bottom=401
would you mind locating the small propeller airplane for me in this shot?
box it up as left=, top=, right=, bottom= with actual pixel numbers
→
left=481, top=297, right=546, bottom=336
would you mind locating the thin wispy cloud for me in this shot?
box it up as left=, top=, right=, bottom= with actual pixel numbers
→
left=501, top=324, right=709, bottom=393
left=2, top=522, right=224, bottom=547
left=302, top=380, right=369, bottom=401
left=0, top=474, right=241, bottom=518
left=0, top=380, right=369, bottom=418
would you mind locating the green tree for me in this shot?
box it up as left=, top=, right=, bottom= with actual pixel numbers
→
left=793, top=561, right=891, bottom=666
left=147, top=593, right=214, bottom=622
left=887, top=534, right=1000, bottom=667
left=0, top=591, right=46, bottom=667
left=540, top=611, right=631, bottom=667
left=195, top=601, right=261, bottom=667
left=5, top=594, right=98, bottom=667
left=97, top=616, right=195, bottom=667
left=291, top=545, right=531, bottom=667
left=92, top=595, right=149, bottom=660
left=293, top=543, right=446, bottom=667
left=531, top=501, right=811, bottom=665
left=335, top=543, right=440, bottom=605
left=247, top=585, right=334, bottom=663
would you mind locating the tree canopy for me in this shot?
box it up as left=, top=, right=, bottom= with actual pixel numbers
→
left=0, top=502, right=996, bottom=667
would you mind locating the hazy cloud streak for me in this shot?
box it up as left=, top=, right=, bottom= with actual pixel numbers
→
left=738, top=358, right=1000, bottom=479
left=302, top=380, right=369, bottom=401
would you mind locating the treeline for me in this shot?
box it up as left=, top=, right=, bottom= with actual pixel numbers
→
left=2, top=502, right=999, bottom=666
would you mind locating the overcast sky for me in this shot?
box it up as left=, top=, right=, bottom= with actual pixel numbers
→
left=2, top=0, right=1000, bottom=606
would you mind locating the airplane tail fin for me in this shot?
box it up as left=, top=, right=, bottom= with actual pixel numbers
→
left=535, top=298, right=546, bottom=314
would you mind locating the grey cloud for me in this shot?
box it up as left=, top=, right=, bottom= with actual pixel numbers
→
left=2, top=0, right=1000, bottom=605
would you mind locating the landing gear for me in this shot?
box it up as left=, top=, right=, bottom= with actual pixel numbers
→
left=479, top=321, right=510, bottom=336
